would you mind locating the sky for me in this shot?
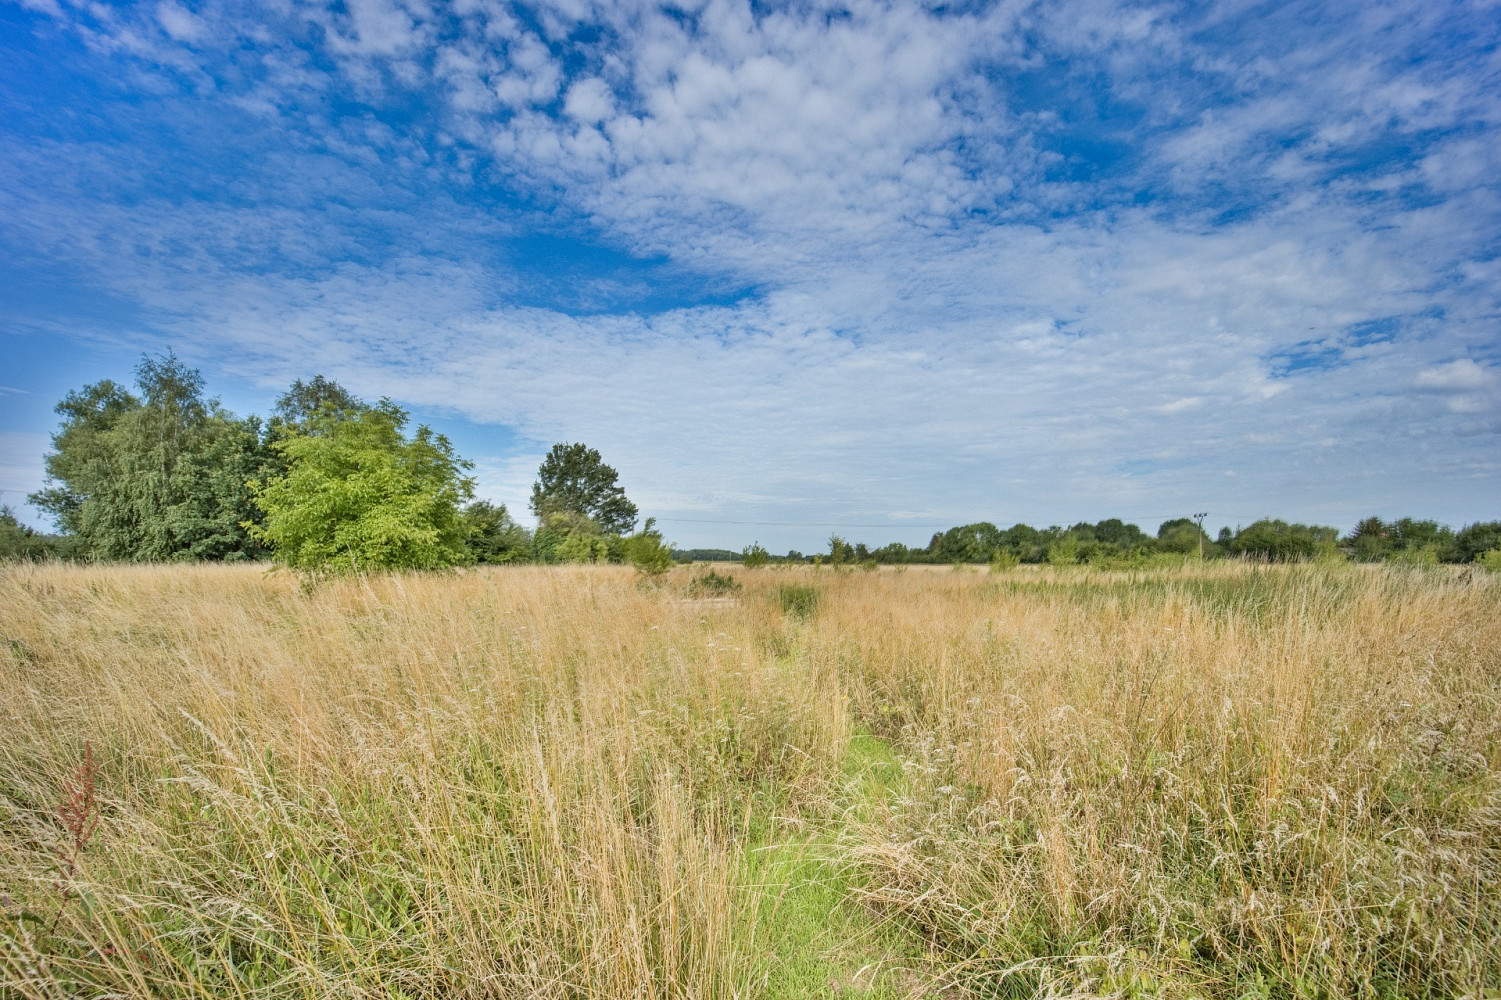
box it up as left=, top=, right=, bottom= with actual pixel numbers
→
left=1, top=0, right=1498, bottom=553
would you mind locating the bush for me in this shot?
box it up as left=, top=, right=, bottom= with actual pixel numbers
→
left=625, top=518, right=673, bottom=576
left=777, top=584, right=818, bottom=620
left=742, top=542, right=769, bottom=568
left=1046, top=537, right=1080, bottom=566
left=988, top=549, right=1019, bottom=571
left=1477, top=548, right=1501, bottom=572
left=461, top=500, right=531, bottom=564
left=687, top=569, right=741, bottom=597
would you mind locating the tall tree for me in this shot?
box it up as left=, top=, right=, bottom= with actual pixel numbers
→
left=272, top=375, right=365, bottom=432
left=249, top=401, right=475, bottom=573
left=30, top=353, right=269, bottom=561
left=529, top=442, right=638, bottom=535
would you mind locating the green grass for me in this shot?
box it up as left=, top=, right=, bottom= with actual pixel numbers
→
left=743, top=731, right=925, bottom=999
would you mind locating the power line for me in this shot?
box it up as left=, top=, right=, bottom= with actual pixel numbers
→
left=652, top=512, right=1242, bottom=530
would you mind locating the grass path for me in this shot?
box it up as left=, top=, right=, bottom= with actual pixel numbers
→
left=744, top=731, right=929, bottom=999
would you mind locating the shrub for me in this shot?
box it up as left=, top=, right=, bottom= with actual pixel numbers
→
left=988, top=549, right=1020, bottom=572
left=625, top=518, right=674, bottom=576
left=742, top=542, right=770, bottom=568
left=687, top=569, right=741, bottom=597
left=776, top=584, right=819, bottom=620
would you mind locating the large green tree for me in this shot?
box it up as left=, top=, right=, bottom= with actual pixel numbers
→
left=249, top=401, right=474, bottom=573
left=529, top=442, right=638, bottom=535
left=29, top=353, right=269, bottom=561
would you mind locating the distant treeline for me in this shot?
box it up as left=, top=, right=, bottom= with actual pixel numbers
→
left=4, top=354, right=1498, bottom=570
left=713, top=516, right=1501, bottom=568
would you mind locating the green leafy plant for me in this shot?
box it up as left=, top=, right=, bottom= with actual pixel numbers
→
left=742, top=542, right=770, bottom=568
left=530, top=442, right=638, bottom=536
left=625, top=518, right=674, bottom=576
left=988, top=549, right=1019, bottom=571
left=248, top=401, right=474, bottom=574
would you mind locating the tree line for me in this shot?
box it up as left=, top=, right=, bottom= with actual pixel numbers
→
left=735, top=515, right=1500, bottom=569
left=4, top=355, right=671, bottom=573
left=3, top=354, right=1497, bottom=571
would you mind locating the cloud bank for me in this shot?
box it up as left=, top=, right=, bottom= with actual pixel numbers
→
left=1, top=0, right=1497, bottom=547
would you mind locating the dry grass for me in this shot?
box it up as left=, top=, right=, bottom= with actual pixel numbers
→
left=1, top=561, right=1497, bottom=998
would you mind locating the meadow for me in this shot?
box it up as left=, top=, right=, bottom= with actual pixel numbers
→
left=1, top=561, right=1497, bottom=998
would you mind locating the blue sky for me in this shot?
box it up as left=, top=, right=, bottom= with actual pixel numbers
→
left=1, top=0, right=1497, bottom=552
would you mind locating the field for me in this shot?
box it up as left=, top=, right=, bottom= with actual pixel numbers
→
left=2, top=561, right=1498, bottom=998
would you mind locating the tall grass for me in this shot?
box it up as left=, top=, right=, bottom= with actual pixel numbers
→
left=1, top=562, right=1497, bottom=997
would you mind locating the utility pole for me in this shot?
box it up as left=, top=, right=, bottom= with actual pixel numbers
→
left=1193, top=512, right=1208, bottom=559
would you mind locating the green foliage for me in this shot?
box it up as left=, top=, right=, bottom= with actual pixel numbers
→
left=533, top=510, right=609, bottom=564
left=1227, top=519, right=1338, bottom=560
left=529, top=442, right=638, bottom=536
left=827, top=534, right=855, bottom=567
left=932, top=522, right=1004, bottom=563
left=271, top=375, right=365, bottom=431
left=1343, top=516, right=1460, bottom=563
left=988, top=549, right=1020, bottom=571
left=1046, top=536, right=1080, bottom=565
left=460, top=501, right=531, bottom=564
left=0, top=506, right=75, bottom=560
left=1477, top=548, right=1501, bottom=572
left=686, top=569, right=741, bottom=596
left=741, top=542, right=770, bottom=568
left=1157, top=518, right=1209, bottom=555
left=554, top=533, right=609, bottom=564
left=1456, top=521, right=1501, bottom=562
left=248, top=401, right=474, bottom=573
left=625, top=518, right=674, bottom=575
left=776, top=584, right=819, bottom=620
left=29, top=353, right=270, bottom=561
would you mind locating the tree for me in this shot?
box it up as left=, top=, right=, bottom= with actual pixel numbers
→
left=272, top=375, right=365, bottom=432
left=30, top=353, right=269, bottom=561
left=0, top=506, right=68, bottom=560
left=742, top=542, right=770, bottom=568
left=461, top=501, right=531, bottom=564
left=1227, top=519, right=1338, bottom=560
left=625, top=518, right=674, bottom=576
left=1456, top=521, right=1501, bottom=563
left=248, top=401, right=474, bottom=573
left=529, top=443, right=638, bottom=536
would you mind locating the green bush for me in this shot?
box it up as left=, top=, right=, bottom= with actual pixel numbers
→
left=687, top=569, right=742, bottom=597
left=248, top=401, right=473, bottom=573
left=777, top=584, right=819, bottom=620
left=625, top=518, right=673, bottom=576
left=742, top=542, right=770, bottom=568
left=988, top=549, right=1020, bottom=571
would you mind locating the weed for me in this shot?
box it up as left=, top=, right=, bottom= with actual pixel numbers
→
left=686, top=568, right=742, bottom=596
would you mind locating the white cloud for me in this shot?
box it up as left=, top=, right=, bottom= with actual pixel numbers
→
left=155, top=2, right=206, bottom=44
left=3, top=0, right=1498, bottom=547
left=1414, top=359, right=1496, bottom=393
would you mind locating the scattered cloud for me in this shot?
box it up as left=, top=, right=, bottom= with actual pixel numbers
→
left=0, top=0, right=1497, bottom=546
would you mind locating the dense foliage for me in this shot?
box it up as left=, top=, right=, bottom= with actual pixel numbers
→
left=249, top=402, right=475, bottom=573
left=29, top=354, right=271, bottom=562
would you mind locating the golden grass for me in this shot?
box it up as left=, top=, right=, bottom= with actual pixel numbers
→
left=1, top=561, right=1497, bottom=998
